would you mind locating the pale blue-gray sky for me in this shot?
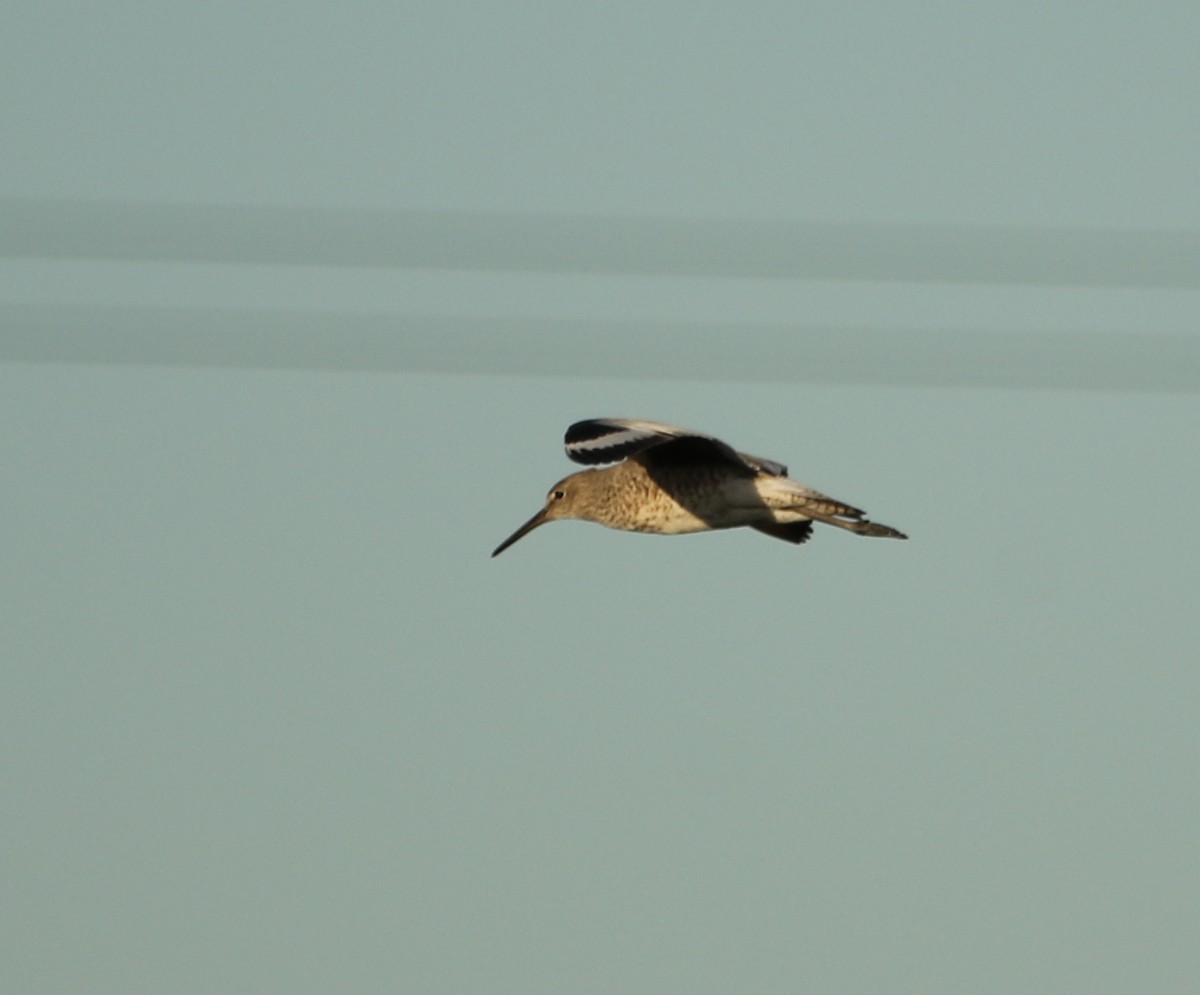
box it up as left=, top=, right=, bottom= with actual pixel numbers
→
left=3, top=3, right=1199, bottom=994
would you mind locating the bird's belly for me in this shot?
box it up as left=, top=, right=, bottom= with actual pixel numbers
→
left=623, top=494, right=764, bottom=534
left=601, top=470, right=783, bottom=535
left=632, top=506, right=717, bottom=534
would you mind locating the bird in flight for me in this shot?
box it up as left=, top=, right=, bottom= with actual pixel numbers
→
left=492, top=418, right=907, bottom=556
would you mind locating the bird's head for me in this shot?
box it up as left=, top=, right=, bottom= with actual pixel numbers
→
left=491, top=471, right=595, bottom=556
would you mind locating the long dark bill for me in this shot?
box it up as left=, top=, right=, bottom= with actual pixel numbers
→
left=491, top=508, right=549, bottom=557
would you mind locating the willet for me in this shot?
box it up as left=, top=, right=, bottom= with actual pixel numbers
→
left=492, top=418, right=907, bottom=556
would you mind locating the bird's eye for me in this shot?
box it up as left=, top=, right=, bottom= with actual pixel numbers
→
left=552, top=490, right=565, bottom=500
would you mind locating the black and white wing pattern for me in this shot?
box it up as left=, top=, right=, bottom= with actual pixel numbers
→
left=563, top=418, right=788, bottom=476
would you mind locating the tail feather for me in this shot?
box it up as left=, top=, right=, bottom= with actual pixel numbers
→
left=801, top=505, right=908, bottom=539
left=757, top=476, right=907, bottom=540
left=757, top=477, right=865, bottom=517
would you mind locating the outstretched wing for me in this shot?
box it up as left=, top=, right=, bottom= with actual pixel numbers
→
left=564, top=418, right=787, bottom=476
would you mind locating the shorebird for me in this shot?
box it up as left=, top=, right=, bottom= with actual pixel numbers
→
left=492, top=418, right=906, bottom=556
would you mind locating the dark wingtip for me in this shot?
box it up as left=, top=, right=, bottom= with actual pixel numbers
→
left=751, top=520, right=815, bottom=545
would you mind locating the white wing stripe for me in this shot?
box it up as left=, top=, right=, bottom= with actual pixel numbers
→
left=566, top=428, right=655, bottom=454
left=563, top=417, right=788, bottom=475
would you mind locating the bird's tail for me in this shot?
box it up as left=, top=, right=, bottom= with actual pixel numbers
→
left=800, top=504, right=908, bottom=540
left=758, top=477, right=908, bottom=540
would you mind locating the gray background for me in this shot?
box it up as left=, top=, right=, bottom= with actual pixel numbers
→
left=4, top=3, right=1199, bottom=993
